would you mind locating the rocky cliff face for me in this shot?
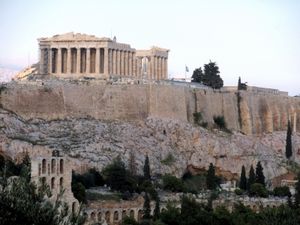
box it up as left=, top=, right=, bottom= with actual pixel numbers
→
left=1, top=107, right=300, bottom=183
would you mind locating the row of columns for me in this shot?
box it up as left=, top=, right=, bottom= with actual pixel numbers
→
left=39, top=47, right=168, bottom=80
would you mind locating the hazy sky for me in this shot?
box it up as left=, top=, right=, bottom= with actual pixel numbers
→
left=0, top=0, right=299, bottom=95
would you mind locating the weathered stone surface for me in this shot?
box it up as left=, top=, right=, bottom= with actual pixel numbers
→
left=1, top=107, right=299, bottom=183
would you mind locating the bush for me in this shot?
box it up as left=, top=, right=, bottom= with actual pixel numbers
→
left=161, top=153, right=175, bottom=166
left=273, top=186, right=291, bottom=197
left=249, top=183, right=268, bottom=198
left=235, top=188, right=244, bottom=195
left=72, top=168, right=104, bottom=189
left=162, top=174, right=184, bottom=192
left=213, top=116, right=227, bottom=130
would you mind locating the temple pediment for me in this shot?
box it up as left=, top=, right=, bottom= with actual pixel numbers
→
left=38, top=32, right=111, bottom=42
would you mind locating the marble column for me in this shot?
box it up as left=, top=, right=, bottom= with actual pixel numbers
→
left=113, top=49, right=117, bottom=75
left=129, top=52, right=132, bottom=76
left=164, top=58, right=168, bottom=79
left=161, top=57, right=165, bottom=79
left=116, top=50, right=120, bottom=75
left=124, top=51, right=128, bottom=76
left=76, top=48, right=81, bottom=74
left=86, top=48, right=90, bottom=74
left=104, top=48, right=109, bottom=76
left=57, top=48, right=62, bottom=74
left=48, top=48, right=52, bottom=74
left=67, top=48, right=71, bottom=74
left=120, top=51, right=123, bottom=75
left=95, top=48, right=100, bottom=74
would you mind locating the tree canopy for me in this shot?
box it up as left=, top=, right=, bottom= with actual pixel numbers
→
left=191, top=61, right=223, bottom=89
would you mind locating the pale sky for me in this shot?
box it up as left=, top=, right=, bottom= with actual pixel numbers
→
left=0, top=0, right=299, bottom=95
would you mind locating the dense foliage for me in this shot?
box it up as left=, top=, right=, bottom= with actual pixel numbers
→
left=0, top=155, right=85, bottom=225
left=286, top=120, right=293, bottom=159
left=191, top=61, right=223, bottom=89
left=239, top=165, right=247, bottom=190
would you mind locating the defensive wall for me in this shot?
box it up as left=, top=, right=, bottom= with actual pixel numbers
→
left=0, top=79, right=299, bottom=135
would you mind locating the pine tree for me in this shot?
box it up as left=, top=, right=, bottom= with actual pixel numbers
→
left=153, top=196, right=160, bottom=220
left=239, top=165, right=247, bottom=190
left=143, top=155, right=151, bottom=181
left=255, top=161, right=265, bottom=187
left=143, top=192, right=151, bottom=219
left=206, top=163, right=216, bottom=190
left=285, top=120, right=293, bottom=159
left=248, top=165, right=255, bottom=190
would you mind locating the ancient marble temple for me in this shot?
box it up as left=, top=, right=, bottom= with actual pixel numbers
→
left=38, top=32, right=169, bottom=80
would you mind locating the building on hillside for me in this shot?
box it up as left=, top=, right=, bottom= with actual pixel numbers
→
left=38, top=32, right=169, bottom=80
left=30, top=150, right=79, bottom=213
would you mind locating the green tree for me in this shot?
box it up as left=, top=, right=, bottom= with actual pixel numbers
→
left=255, top=161, right=265, bottom=187
left=162, top=174, right=184, bottom=192
left=102, top=156, right=137, bottom=193
left=273, top=186, right=291, bottom=197
left=191, top=67, right=204, bottom=83
left=192, top=61, right=223, bottom=89
left=206, top=163, right=217, bottom=190
left=238, top=76, right=242, bottom=90
left=144, top=155, right=151, bottom=181
left=71, top=182, right=86, bottom=203
left=239, top=165, right=247, bottom=190
left=143, top=193, right=151, bottom=219
left=0, top=163, right=85, bottom=225
left=160, top=203, right=181, bottom=225
left=249, top=183, right=268, bottom=197
left=285, top=120, right=293, bottom=159
left=248, top=165, right=256, bottom=190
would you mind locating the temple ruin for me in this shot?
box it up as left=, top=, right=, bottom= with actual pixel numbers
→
left=38, top=32, right=169, bottom=80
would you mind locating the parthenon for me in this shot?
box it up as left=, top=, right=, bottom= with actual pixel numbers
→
left=38, top=32, right=169, bottom=80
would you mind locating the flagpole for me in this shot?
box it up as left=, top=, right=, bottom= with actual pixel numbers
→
left=185, top=65, right=186, bottom=81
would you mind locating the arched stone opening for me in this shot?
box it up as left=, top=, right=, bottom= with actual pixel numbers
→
left=105, top=211, right=111, bottom=224
left=91, top=211, right=96, bottom=221
left=51, top=159, right=56, bottom=174
left=42, top=159, right=46, bottom=174
left=122, top=210, right=127, bottom=219
left=60, top=159, right=64, bottom=174
left=59, top=177, right=63, bottom=191
left=129, top=209, right=134, bottom=218
left=113, top=211, right=119, bottom=221
left=138, top=209, right=143, bottom=222
left=97, top=212, right=102, bottom=221
left=51, top=177, right=55, bottom=190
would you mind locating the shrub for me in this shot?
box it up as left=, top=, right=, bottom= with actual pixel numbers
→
left=249, top=183, right=268, bottom=198
left=273, top=186, right=291, bottom=197
left=161, top=153, right=175, bottom=166
left=235, top=188, right=244, bottom=195
left=213, top=116, right=227, bottom=129
left=162, top=174, right=184, bottom=192
left=71, top=182, right=86, bottom=203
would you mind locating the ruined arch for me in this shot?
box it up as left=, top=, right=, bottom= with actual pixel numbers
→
left=138, top=209, right=143, bottom=222
left=122, top=210, right=127, bottom=219
left=97, top=212, right=102, bottom=221
left=59, top=177, right=63, bottom=191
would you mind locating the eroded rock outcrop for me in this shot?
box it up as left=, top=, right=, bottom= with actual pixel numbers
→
left=1, top=108, right=300, bottom=183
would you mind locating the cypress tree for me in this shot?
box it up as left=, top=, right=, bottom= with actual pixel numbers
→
left=206, top=163, right=216, bottom=190
left=153, top=196, right=160, bottom=220
left=238, top=76, right=242, bottom=90
left=285, top=120, right=293, bottom=159
left=143, top=193, right=151, bottom=219
left=248, top=165, right=255, bottom=190
left=239, top=165, right=247, bottom=190
left=255, top=161, right=265, bottom=187
left=143, top=155, right=151, bottom=181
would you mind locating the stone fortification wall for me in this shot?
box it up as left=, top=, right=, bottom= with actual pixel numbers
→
left=0, top=80, right=299, bottom=134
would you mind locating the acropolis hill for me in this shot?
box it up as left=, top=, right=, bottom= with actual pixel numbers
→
left=1, top=33, right=300, bottom=185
